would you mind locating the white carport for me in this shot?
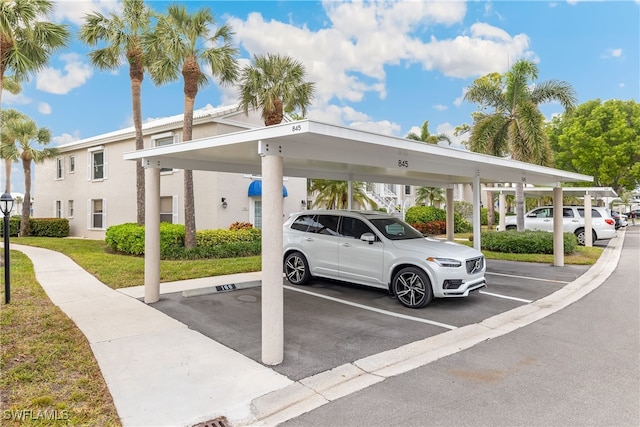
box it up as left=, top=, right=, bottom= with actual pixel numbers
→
left=124, top=120, right=591, bottom=365
left=488, top=187, right=618, bottom=247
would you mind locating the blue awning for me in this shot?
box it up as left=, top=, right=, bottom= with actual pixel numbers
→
left=248, top=180, right=288, bottom=197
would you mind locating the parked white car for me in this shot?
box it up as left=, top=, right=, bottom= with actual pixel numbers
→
left=503, top=206, right=616, bottom=245
left=283, top=210, right=486, bottom=308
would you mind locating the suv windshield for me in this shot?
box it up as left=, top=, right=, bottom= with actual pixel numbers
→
left=369, top=217, right=424, bottom=240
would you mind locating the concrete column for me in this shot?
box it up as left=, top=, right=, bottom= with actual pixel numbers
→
left=446, top=187, right=454, bottom=242
left=261, top=153, right=284, bottom=366
left=347, top=180, right=353, bottom=210
left=553, top=186, right=564, bottom=267
left=499, top=191, right=506, bottom=232
left=584, top=192, right=593, bottom=247
left=144, top=165, right=161, bottom=303
left=472, top=172, right=481, bottom=250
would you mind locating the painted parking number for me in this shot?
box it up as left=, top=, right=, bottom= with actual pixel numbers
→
left=398, top=160, right=409, bottom=168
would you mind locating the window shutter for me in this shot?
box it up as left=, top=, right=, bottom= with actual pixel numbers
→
left=172, top=196, right=179, bottom=223
left=103, top=149, right=108, bottom=180
left=87, top=199, right=91, bottom=228
left=102, top=198, right=107, bottom=229
left=87, top=153, right=91, bottom=181
left=53, top=200, right=56, bottom=216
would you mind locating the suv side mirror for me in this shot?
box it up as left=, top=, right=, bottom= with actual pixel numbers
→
left=360, top=232, right=376, bottom=244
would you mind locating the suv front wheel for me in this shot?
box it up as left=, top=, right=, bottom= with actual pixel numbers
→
left=392, top=267, right=433, bottom=308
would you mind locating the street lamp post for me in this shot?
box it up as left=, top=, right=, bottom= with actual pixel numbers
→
left=1, top=192, right=14, bottom=304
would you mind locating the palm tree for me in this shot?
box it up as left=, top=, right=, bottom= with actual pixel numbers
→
left=0, top=109, right=27, bottom=193
left=80, top=0, right=154, bottom=226
left=144, top=4, right=240, bottom=248
left=309, top=180, right=377, bottom=210
left=0, top=0, right=69, bottom=107
left=464, top=59, right=576, bottom=230
left=239, top=53, right=316, bottom=126
left=406, top=120, right=451, bottom=145
left=415, top=187, right=445, bottom=207
left=7, top=116, right=57, bottom=236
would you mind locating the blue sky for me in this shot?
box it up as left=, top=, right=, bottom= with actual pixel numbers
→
left=3, top=0, right=639, bottom=195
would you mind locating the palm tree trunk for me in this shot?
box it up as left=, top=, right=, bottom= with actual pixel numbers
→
left=4, top=158, right=11, bottom=193
left=20, top=158, right=31, bottom=237
left=130, top=64, right=145, bottom=226
left=515, top=181, right=525, bottom=231
left=486, top=183, right=495, bottom=228
left=182, top=60, right=198, bottom=248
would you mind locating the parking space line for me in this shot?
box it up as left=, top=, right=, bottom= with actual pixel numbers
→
left=486, top=272, right=570, bottom=284
left=479, top=290, right=532, bottom=303
left=284, top=285, right=457, bottom=330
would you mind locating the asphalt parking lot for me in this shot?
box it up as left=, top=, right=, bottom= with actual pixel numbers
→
left=150, top=256, right=592, bottom=381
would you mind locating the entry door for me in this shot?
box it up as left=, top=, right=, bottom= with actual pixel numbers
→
left=337, top=217, right=385, bottom=287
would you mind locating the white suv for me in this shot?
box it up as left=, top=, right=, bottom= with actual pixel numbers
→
left=503, top=206, right=616, bottom=245
left=283, top=210, right=486, bottom=308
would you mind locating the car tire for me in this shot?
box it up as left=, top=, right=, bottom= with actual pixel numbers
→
left=505, top=225, right=516, bottom=231
left=392, top=267, right=433, bottom=308
left=574, top=228, right=597, bottom=246
left=284, top=251, right=311, bottom=285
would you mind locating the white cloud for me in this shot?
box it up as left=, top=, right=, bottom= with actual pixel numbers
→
left=434, top=104, right=447, bottom=111
left=610, top=48, right=623, bottom=57
left=436, top=122, right=467, bottom=149
left=349, top=119, right=402, bottom=136
left=38, top=103, right=52, bottom=114
left=52, top=132, right=80, bottom=147
left=53, top=0, right=120, bottom=26
left=2, top=91, right=31, bottom=105
left=36, top=53, right=93, bottom=94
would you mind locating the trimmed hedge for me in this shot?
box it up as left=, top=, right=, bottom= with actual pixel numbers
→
left=0, top=217, right=69, bottom=237
left=105, top=222, right=262, bottom=259
left=411, top=220, right=446, bottom=235
left=480, top=230, right=577, bottom=254
left=405, top=206, right=472, bottom=233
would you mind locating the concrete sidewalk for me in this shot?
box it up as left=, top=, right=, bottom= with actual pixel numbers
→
left=10, top=227, right=626, bottom=427
left=10, top=244, right=291, bottom=427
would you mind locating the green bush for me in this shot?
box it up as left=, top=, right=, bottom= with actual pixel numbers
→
left=161, top=241, right=261, bottom=260
left=481, top=230, right=577, bottom=254
left=405, top=206, right=472, bottom=233
left=411, top=221, right=446, bottom=235
left=480, top=208, right=500, bottom=226
left=196, top=228, right=261, bottom=246
left=1, top=217, right=69, bottom=237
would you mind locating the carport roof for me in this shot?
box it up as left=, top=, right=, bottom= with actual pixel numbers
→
left=124, top=120, right=592, bottom=186
left=483, top=187, right=618, bottom=198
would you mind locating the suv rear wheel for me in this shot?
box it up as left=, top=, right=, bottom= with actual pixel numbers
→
left=574, top=228, right=596, bottom=246
left=392, top=267, right=433, bottom=308
left=284, top=251, right=311, bottom=285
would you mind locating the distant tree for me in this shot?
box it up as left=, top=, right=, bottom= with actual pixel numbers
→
left=406, top=120, right=451, bottom=145
left=309, top=180, right=377, bottom=210
left=144, top=4, right=239, bottom=248
left=548, top=99, right=640, bottom=195
left=0, top=0, right=69, bottom=107
left=80, top=0, right=155, bottom=226
left=415, top=187, right=445, bottom=207
left=239, top=53, right=316, bottom=126
left=464, top=59, right=576, bottom=231
left=0, top=109, right=27, bottom=193
left=6, top=115, right=57, bottom=236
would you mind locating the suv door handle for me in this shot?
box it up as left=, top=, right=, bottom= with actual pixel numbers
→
left=305, top=237, right=314, bottom=241
left=341, top=243, right=352, bottom=247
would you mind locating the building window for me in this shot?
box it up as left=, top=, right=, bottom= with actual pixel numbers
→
left=56, top=158, right=64, bottom=179
left=69, top=156, right=75, bottom=173
left=55, top=200, right=63, bottom=218
left=160, top=196, right=177, bottom=223
left=68, top=200, right=74, bottom=218
left=152, top=133, right=176, bottom=173
left=89, top=199, right=106, bottom=229
left=88, top=147, right=107, bottom=181
left=253, top=200, right=262, bottom=229
left=404, top=185, right=411, bottom=195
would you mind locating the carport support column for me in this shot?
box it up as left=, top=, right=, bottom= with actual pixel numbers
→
left=472, top=170, right=481, bottom=250
left=553, top=186, right=565, bottom=267
left=499, top=191, right=506, bottom=232
left=446, top=187, right=454, bottom=241
left=584, top=191, right=593, bottom=247
left=261, top=149, right=284, bottom=366
left=144, top=164, right=161, bottom=303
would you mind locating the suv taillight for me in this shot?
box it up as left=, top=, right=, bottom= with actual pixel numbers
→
left=605, top=218, right=615, bottom=226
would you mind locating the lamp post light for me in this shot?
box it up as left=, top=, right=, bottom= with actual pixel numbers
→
left=1, top=192, right=14, bottom=304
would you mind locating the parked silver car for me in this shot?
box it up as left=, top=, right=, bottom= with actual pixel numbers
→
left=283, top=210, right=486, bottom=308
left=503, top=206, right=616, bottom=245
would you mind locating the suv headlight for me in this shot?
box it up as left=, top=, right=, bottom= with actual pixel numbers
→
left=427, top=257, right=462, bottom=268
